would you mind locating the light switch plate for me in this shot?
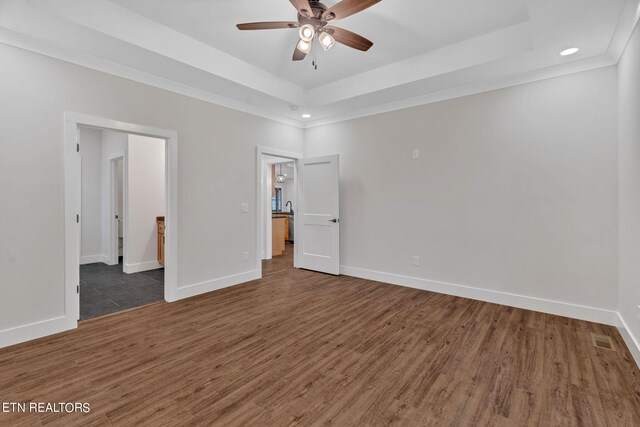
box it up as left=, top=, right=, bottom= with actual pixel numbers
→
left=412, top=149, right=420, bottom=159
left=241, top=203, right=249, bottom=213
left=412, top=256, right=420, bottom=266
left=243, top=251, right=249, bottom=261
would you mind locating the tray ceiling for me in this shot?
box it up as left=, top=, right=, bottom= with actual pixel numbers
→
left=0, top=0, right=637, bottom=127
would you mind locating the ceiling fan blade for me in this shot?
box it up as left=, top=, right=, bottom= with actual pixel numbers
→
left=236, top=21, right=299, bottom=30
left=293, top=43, right=308, bottom=61
left=321, top=0, right=382, bottom=21
left=290, top=0, right=314, bottom=17
left=325, top=26, right=373, bottom=51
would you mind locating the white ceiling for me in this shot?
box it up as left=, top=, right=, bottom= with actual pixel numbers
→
left=109, top=0, right=531, bottom=89
left=0, top=0, right=638, bottom=127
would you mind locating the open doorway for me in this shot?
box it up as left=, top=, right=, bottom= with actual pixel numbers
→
left=263, top=157, right=297, bottom=275
left=78, top=126, right=166, bottom=320
left=256, top=148, right=302, bottom=278
left=109, top=156, right=124, bottom=265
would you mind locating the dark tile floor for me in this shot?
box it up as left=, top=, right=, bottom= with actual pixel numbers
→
left=80, top=258, right=164, bottom=320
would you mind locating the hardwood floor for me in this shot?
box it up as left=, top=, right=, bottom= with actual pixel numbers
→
left=1, top=243, right=639, bottom=426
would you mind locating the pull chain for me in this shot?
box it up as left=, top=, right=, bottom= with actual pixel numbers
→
left=314, top=38, right=318, bottom=70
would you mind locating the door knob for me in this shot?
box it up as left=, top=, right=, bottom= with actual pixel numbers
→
left=328, top=218, right=339, bottom=223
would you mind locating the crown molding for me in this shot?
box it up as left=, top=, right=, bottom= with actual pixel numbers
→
left=607, top=0, right=640, bottom=62
left=0, top=28, right=305, bottom=128
left=303, top=54, right=616, bottom=129
left=1, top=0, right=638, bottom=131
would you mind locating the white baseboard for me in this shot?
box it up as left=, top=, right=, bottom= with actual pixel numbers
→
left=174, top=270, right=260, bottom=300
left=80, top=254, right=108, bottom=265
left=340, top=265, right=619, bottom=326
left=0, top=315, right=75, bottom=349
left=0, top=268, right=258, bottom=349
left=617, top=313, right=640, bottom=369
left=124, top=260, right=163, bottom=274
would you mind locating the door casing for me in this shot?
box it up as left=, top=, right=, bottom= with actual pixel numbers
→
left=65, top=112, right=179, bottom=327
left=255, top=146, right=303, bottom=279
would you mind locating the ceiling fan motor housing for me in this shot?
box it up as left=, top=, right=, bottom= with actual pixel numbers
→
left=298, top=2, right=328, bottom=20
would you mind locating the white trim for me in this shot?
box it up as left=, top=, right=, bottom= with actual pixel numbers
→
left=340, top=265, right=619, bottom=326
left=65, top=113, right=179, bottom=322
left=2, top=19, right=632, bottom=132
left=0, top=316, right=74, bottom=349
left=107, top=153, right=125, bottom=266
left=0, top=30, right=303, bottom=129
left=263, top=159, right=273, bottom=260
left=304, top=55, right=616, bottom=129
left=607, top=0, right=640, bottom=62
left=617, top=313, right=640, bottom=369
left=255, top=147, right=303, bottom=280
left=123, top=260, right=163, bottom=274
left=80, top=254, right=108, bottom=265
left=175, top=270, right=260, bottom=300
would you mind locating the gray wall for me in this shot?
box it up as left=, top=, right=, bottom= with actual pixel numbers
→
left=0, top=39, right=629, bottom=345
left=305, top=66, right=619, bottom=311
left=0, top=43, right=303, bottom=332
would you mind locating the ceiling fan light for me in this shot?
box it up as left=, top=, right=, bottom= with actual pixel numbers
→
left=299, top=24, right=315, bottom=42
left=296, top=38, right=311, bottom=54
left=319, top=32, right=335, bottom=51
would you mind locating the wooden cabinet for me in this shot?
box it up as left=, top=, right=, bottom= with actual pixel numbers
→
left=284, top=215, right=289, bottom=241
left=157, top=216, right=165, bottom=266
left=272, top=217, right=286, bottom=256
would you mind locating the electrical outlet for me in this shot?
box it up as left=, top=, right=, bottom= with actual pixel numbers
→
left=243, top=251, right=249, bottom=261
left=412, top=256, right=420, bottom=266
left=241, top=203, right=249, bottom=213
left=412, top=149, right=420, bottom=159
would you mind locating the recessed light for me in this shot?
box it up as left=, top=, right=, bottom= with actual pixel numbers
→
left=559, top=47, right=579, bottom=56
left=302, top=114, right=311, bottom=119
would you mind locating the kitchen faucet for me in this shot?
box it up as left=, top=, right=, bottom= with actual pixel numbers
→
left=286, top=201, right=293, bottom=214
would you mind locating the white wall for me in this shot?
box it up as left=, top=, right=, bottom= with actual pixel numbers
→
left=618, top=22, right=640, bottom=356
left=100, top=129, right=127, bottom=261
left=125, top=134, right=165, bottom=272
left=0, top=43, right=303, bottom=337
left=0, top=39, right=628, bottom=348
left=281, top=162, right=296, bottom=213
left=79, top=127, right=103, bottom=263
left=305, top=66, right=619, bottom=320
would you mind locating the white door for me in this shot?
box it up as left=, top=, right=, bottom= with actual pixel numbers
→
left=77, top=152, right=82, bottom=320
left=297, top=155, right=340, bottom=275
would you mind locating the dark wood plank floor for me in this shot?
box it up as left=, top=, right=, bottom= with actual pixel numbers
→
left=1, top=243, right=639, bottom=426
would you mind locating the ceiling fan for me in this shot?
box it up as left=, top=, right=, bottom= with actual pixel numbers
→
left=236, top=0, right=381, bottom=68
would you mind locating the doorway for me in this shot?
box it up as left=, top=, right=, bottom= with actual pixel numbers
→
left=255, top=147, right=341, bottom=278
left=256, top=147, right=302, bottom=278
left=65, top=112, right=178, bottom=327
left=109, top=156, right=124, bottom=265
left=263, top=156, right=297, bottom=275
left=77, top=127, right=167, bottom=320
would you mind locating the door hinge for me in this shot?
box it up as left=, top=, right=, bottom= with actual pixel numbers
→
left=76, top=143, right=80, bottom=152
left=76, top=214, right=80, bottom=223
left=77, top=285, right=79, bottom=294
